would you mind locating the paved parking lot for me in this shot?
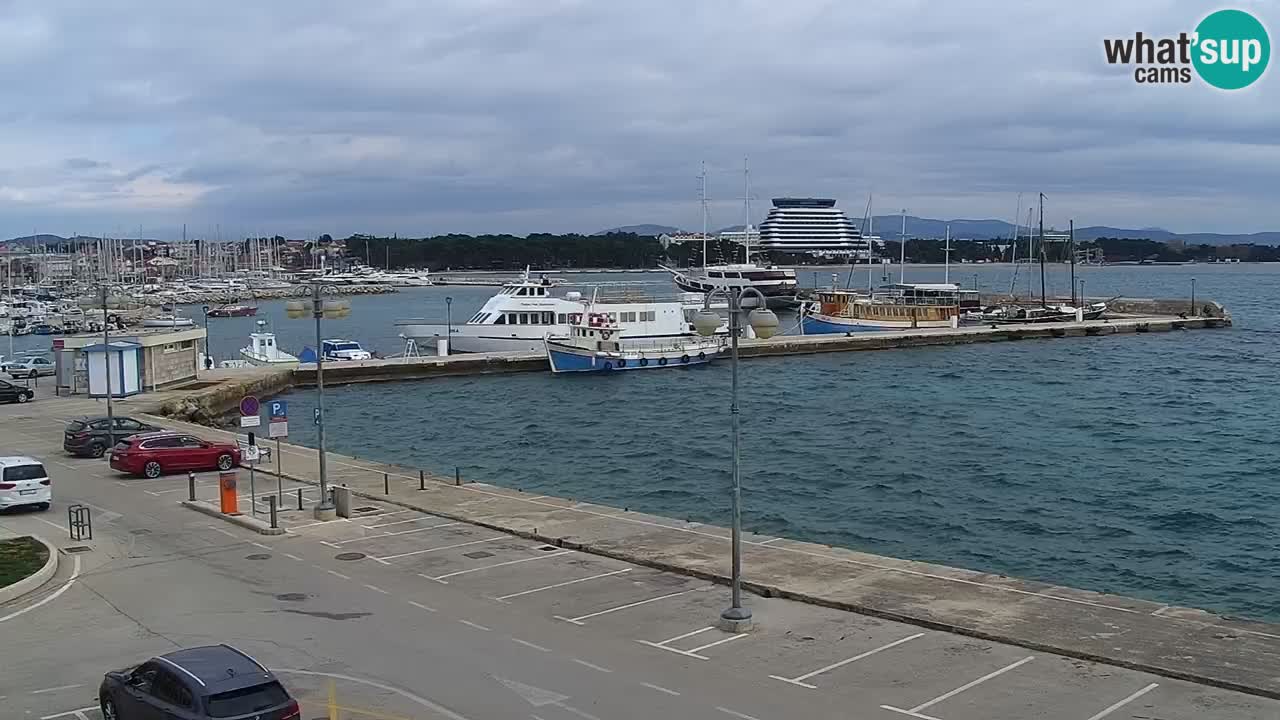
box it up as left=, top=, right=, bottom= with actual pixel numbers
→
left=6, top=407, right=1280, bottom=720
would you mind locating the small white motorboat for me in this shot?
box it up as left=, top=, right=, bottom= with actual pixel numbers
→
left=239, top=321, right=299, bottom=366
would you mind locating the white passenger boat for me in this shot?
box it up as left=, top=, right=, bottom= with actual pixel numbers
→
left=239, top=321, right=299, bottom=366
left=396, top=270, right=722, bottom=354
left=545, top=302, right=724, bottom=373
left=142, top=315, right=196, bottom=328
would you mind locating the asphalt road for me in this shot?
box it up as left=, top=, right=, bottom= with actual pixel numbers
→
left=2, top=397, right=1278, bottom=720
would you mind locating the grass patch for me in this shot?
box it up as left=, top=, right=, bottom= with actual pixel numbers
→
left=0, top=536, right=50, bottom=588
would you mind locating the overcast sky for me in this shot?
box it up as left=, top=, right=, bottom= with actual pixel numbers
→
left=1, top=0, right=1276, bottom=239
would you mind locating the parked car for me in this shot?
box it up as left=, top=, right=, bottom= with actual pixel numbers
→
left=1, top=356, right=55, bottom=378
left=109, top=432, right=241, bottom=478
left=64, top=416, right=163, bottom=458
left=0, top=456, right=51, bottom=511
left=99, top=644, right=301, bottom=720
left=0, top=379, right=34, bottom=404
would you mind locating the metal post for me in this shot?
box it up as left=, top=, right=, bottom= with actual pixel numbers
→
left=1080, top=279, right=1086, bottom=305
left=383, top=472, right=389, bottom=495
left=419, top=469, right=425, bottom=490
left=297, top=487, right=304, bottom=511
left=101, top=286, right=113, bottom=431
left=1191, top=277, right=1197, bottom=316
left=1069, top=219, right=1077, bottom=307
left=268, top=495, right=278, bottom=529
left=249, top=462, right=257, bottom=516
left=188, top=471, right=196, bottom=502
left=721, top=290, right=750, bottom=629
left=276, top=438, right=283, bottom=504
left=313, top=282, right=335, bottom=519
left=445, top=296, right=453, bottom=353
left=202, top=304, right=211, bottom=366
left=455, top=466, right=461, bottom=486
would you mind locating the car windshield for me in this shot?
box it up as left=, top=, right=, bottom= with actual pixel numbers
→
left=330, top=342, right=361, bottom=351
left=205, top=681, right=289, bottom=717
left=2, top=464, right=47, bottom=482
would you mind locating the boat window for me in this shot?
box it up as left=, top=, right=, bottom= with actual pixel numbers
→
left=543, top=312, right=554, bottom=324
left=568, top=313, right=582, bottom=324
left=557, top=313, right=567, bottom=324
left=640, top=311, right=656, bottom=322
left=494, top=314, right=506, bottom=325
left=620, top=312, right=636, bottom=323
left=607, top=313, right=617, bottom=321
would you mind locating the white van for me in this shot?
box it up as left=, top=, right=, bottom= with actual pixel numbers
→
left=0, top=456, right=51, bottom=511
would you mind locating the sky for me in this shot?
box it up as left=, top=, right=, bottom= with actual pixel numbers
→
left=1, top=0, right=1277, bottom=239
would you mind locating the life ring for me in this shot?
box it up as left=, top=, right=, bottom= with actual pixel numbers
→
left=697, top=352, right=706, bottom=361
left=639, top=358, right=648, bottom=367
left=658, top=357, right=668, bottom=366
left=680, top=354, right=690, bottom=364
left=602, top=361, right=613, bottom=370
left=618, top=358, right=627, bottom=368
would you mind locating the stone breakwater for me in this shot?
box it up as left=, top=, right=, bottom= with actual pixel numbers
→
left=130, top=283, right=399, bottom=307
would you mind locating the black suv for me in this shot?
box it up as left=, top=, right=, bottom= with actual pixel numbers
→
left=0, top=378, right=34, bottom=404
left=100, top=644, right=301, bottom=720
left=64, top=416, right=161, bottom=458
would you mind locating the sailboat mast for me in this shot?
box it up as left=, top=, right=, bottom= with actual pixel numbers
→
left=867, top=213, right=874, bottom=291
left=1069, top=219, right=1077, bottom=307
left=899, top=209, right=906, bottom=284
left=1038, top=192, right=1047, bottom=308
left=742, top=157, right=751, bottom=265
left=944, top=225, right=951, bottom=284
left=1009, top=193, right=1022, bottom=295
left=699, top=161, right=709, bottom=270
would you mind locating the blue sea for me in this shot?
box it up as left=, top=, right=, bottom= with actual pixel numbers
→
left=12, top=264, right=1277, bottom=621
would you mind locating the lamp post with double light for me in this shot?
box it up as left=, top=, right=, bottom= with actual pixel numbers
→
left=285, top=283, right=350, bottom=520
left=691, top=287, right=779, bottom=632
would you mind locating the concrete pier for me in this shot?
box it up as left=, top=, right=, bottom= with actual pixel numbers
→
left=292, top=311, right=1230, bottom=387
left=144, top=414, right=1280, bottom=700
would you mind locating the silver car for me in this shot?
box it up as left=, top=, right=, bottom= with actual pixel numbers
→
left=1, top=356, right=55, bottom=378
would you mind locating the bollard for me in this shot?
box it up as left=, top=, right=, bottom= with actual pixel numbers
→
left=187, top=471, right=196, bottom=502
left=268, top=495, right=278, bottom=529
left=419, top=469, right=425, bottom=491
left=384, top=472, right=389, bottom=495
left=455, top=466, right=461, bottom=486
left=296, top=487, right=304, bottom=511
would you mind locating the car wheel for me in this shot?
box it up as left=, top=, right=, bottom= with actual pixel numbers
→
left=16, top=392, right=29, bottom=403
left=101, top=696, right=118, bottom=720
left=28, top=370, right=37, bottom=379
left=216, top=453, right=234, bottom=471
left=36, top=503, right=50, bottom=511
left=143, top=461, right=162, bottom=478
left=90, top=442, right=106, bottom=458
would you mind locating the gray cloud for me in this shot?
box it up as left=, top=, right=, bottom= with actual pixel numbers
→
left=0, top=0, right=1276, bottom=239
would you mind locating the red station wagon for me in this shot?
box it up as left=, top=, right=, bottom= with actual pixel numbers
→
left=110, top=432, right=242, bottom=478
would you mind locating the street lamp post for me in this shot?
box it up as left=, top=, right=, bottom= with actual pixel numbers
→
left=445, top=296, right=453, bottom=355
left=100, top=286, right=114, bottom=431
left=692, top=287, right=779, bottom=632
left=286, top=284, right=350, bottom=520
left=201, top=305, right=211, bottom=369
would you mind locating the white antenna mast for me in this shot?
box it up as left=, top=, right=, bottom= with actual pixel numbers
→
left=699, top=161, right=709, bottom=270
left=742, top=157, right=752, bottom=265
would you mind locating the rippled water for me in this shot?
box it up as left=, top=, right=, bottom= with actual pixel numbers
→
left=17, top=264, right=1275, bottom=620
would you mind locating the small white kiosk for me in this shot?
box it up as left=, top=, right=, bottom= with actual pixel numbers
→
left=83, top=341, right=143, bottom=398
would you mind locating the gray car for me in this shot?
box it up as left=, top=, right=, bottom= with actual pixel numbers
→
left=99, top=644, right=301, bottom=720
left=1, top=356, right=55, bottom=378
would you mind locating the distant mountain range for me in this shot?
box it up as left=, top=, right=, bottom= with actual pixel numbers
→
left=597, top=217, right=1280, bottom=246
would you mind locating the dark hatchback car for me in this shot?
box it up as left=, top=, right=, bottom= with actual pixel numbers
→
left=0, top=379, right=34, bottom=404
left=100, top=644, right=301, bottom=720
left=64, top=416, right=162, bottom=458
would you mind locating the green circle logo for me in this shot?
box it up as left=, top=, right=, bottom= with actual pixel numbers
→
left=1193, top=9, right=1270, bottom=89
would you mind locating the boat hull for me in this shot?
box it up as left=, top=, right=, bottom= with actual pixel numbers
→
left=545, top=341, right=718, bottom=373
left=239, top=350, right=299, bottom=366
left=802, top=313, right=955, bottom=333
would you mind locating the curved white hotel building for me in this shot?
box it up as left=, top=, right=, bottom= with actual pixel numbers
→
left=757, top=197, right=871, bottom=256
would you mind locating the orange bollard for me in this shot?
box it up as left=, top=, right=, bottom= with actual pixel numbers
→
left=219, top=470, right=239, bottom=514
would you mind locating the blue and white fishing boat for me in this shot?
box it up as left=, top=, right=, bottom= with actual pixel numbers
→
left=545, top=307, right=724, bottom=373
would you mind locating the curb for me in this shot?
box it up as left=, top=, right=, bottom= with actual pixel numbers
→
left=181, top=501, right=286, bottom=535
left=0, top=535, right=60, bottom=606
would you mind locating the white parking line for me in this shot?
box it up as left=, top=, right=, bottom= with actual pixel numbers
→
left=40, top=708, right=97, bottom=720
left=555, top=588, right=702, bottom=625
left=571, top=658, right=612, bottom=673
left=510, top=637, right=551, bottom=652
left=716, top=706, right=761, bottom=720
left=881, top=656, right=1033, bottom=718
left=458, top=619, right=491, bottom=631
left=326, top=570, right=351, bottom=580
left=756, top=537, right=784, bottom=545
left=651, top=626, right=715, bottom=646
left=640, top=682, right=680, bottom=696
left=770, top=633, right=925, bottom=688
left=408, top=600, right=437, bottom=612
left=284, top=553, right=304, bottom=562
left=493, top=568, right=631, bottom=601
left=1084, top=683, right=1159, bottom=720
left=1, top=555, right=82, bottom=624
left=424, top=550, right=571, bottom=583
left=686, top=633, right=746, bottom=655
left=373, top=536, right=504, bottom=562
left=328, top=521, right=460, bottom=545
left=363, top=584, right=390, bottom=594
left=30, top=683, right=84, bottom=694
